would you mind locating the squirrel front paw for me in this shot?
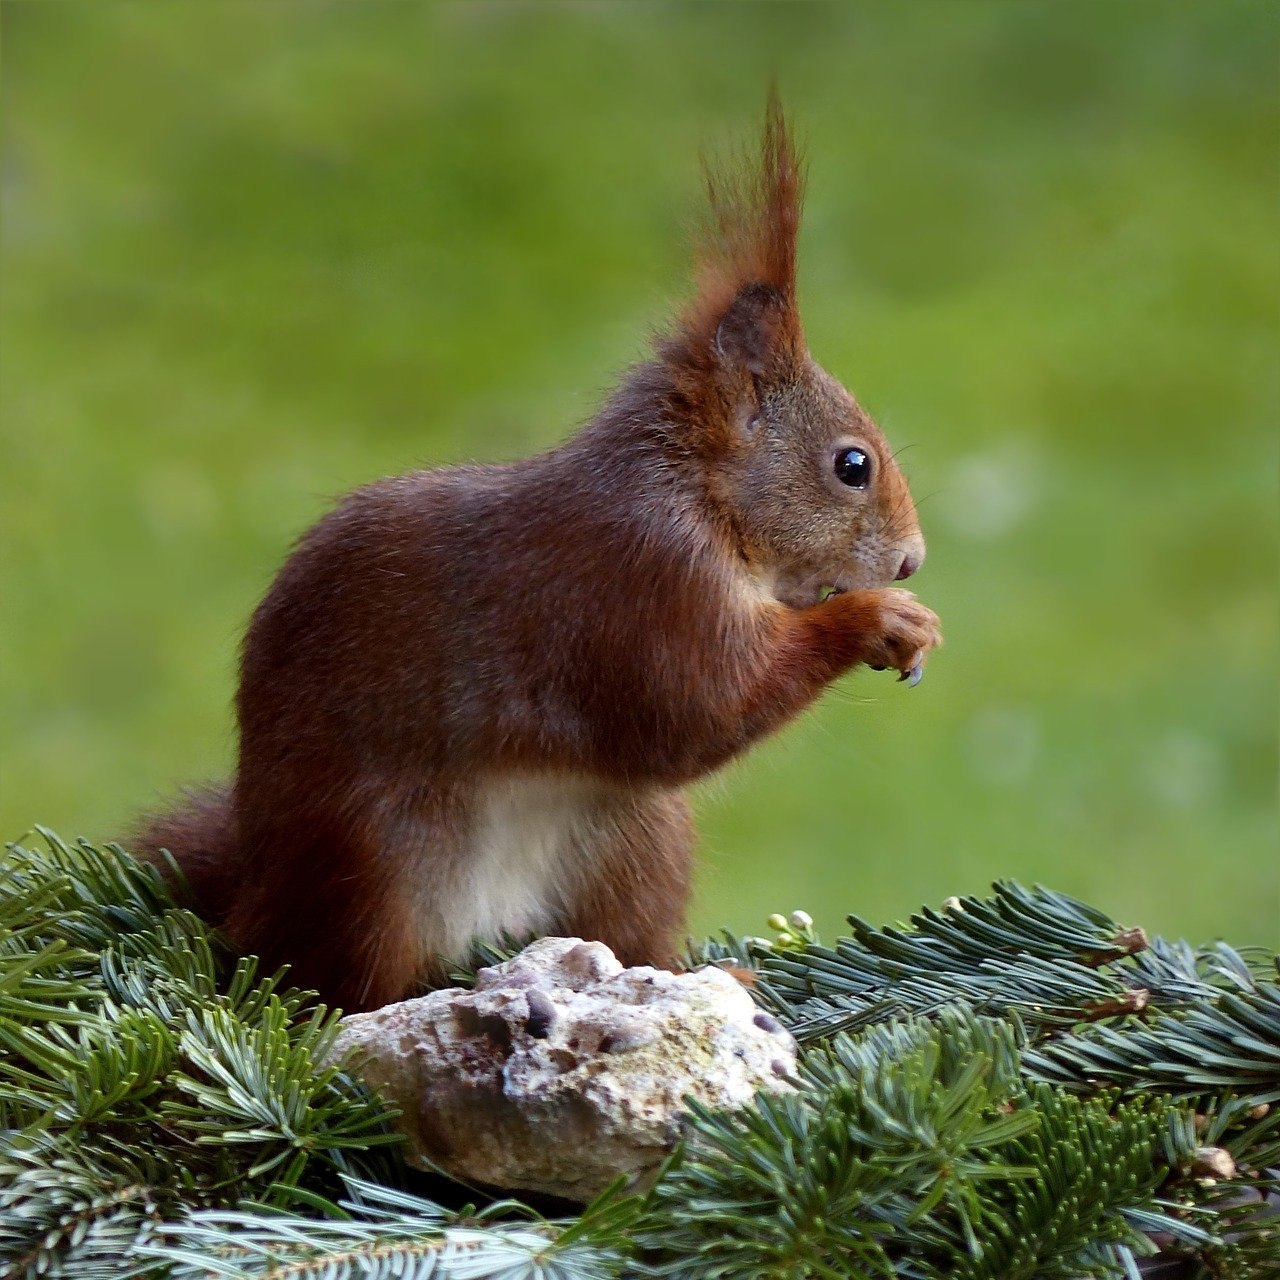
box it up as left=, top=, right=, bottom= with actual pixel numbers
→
left=859, top=589, right=942, bottom=685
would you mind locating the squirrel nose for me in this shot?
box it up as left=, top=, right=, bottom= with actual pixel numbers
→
left=895, top=540, right=925, bottom=581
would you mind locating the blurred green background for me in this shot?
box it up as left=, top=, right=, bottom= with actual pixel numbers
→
left=3, top=2, right=1277, bottom=948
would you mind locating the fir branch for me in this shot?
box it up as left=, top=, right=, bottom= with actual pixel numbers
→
left=137, top=1177, right=630, bottom=1280
left=2, top=830, right=181, bottom=960
left=682, top=929, right=760, bottom=974
left=4, top=834, right=1279, bottom=1278
left=1024, top=983, right=1280, bottom=1099
left=924, top=1085, right=1200, bottom=1280
left=0, top=1138, right=172, bottom=1280
left=1, top=835, right=405, bottom=1273
left=1122, top=936, right=1269, bottom=1007
left=165, top=999, right=401, bottom=1191
left=754, top=883, right=1155, bottom=1043
left=639, top=1010, right=1043, bottom=1277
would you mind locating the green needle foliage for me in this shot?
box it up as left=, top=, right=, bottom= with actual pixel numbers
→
left=754, top=883, right=1158, bottom=1041
left=637, top=1012, right=1041, bottom=1277
left=2, top=834, right=1277, bottom=1279
left=138, top=1178, right=636, bottom=1280
left=0, top=832, right=401, bottom=1276
left=1025, top=984, right=1280, bottom=1099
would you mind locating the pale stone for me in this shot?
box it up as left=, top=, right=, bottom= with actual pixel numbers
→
left=329, top=937, right=797, bottom=1202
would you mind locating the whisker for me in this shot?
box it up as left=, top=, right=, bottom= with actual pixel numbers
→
left=871, top=485, right=912, bottom=544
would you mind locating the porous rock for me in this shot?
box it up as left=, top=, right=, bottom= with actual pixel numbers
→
left=329, top=937, right=797, bottom=1201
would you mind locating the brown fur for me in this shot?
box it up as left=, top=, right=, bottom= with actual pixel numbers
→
left=132, top=101, right=940, bottom=1011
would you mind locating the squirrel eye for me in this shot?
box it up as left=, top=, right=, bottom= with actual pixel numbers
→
left=834, top=446, right=872, bottom=488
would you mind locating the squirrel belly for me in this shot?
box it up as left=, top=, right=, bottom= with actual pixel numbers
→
left=132, top=102, right=941, bottom=1010
left=410, top=773, right=689, bottom=964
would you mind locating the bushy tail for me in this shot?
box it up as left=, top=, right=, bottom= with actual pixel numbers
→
left=131, top=783, right=239, bottom=923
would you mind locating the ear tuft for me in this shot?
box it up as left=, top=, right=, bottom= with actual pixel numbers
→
left=660, top=91, right=806, bottom=376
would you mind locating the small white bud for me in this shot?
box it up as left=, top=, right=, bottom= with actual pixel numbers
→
left=942, top=896, right=964, bottom=913
left=789, top=910, right=813, bottom=930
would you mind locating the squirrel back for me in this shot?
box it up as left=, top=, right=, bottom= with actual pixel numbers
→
left=135, top=99, right=940, bottom=1010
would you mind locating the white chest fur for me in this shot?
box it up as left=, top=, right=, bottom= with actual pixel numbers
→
left=432, top=773, right=614, bottom=961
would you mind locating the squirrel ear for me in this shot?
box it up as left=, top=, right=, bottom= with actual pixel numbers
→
left=713, top=282, right=794, bottom=379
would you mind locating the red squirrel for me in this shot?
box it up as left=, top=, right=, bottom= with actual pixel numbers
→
left=135, top=101, right=940, bottom=1011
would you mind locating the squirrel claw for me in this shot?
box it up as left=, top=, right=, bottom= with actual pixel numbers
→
left=903, top=662, right=924, bottom=687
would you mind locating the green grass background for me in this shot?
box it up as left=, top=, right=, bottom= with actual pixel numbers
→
left=3, top=2, right=1277, bottom=948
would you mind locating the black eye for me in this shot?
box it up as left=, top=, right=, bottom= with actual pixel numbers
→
left=834, top=446, right=872, bottom=488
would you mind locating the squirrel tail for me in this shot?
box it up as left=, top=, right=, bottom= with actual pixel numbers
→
left=131, top=783, right=240, bottom=923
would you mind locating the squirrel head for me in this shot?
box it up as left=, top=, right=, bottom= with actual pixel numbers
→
left=657, top=96, right=926, bottom=609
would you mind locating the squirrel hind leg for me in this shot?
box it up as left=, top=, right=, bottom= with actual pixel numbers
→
left=224, top=811, right=424, bottom=1013
left=130, top=783, right=240, bottom=922
left=560, top=789, right=694, bottom=970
